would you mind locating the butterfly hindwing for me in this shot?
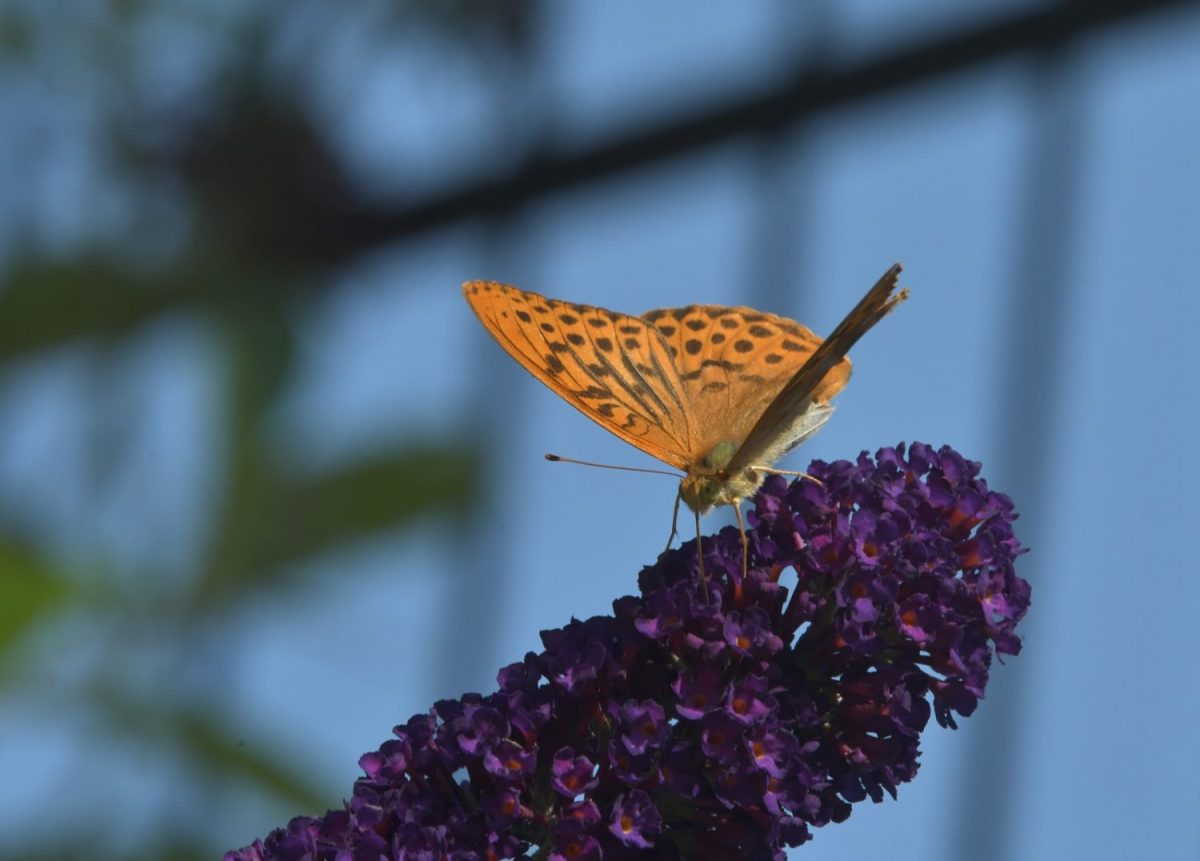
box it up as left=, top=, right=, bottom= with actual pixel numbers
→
left=729, top=264, right=908, bottom=473
left=463, top=281, right=695, bottom=470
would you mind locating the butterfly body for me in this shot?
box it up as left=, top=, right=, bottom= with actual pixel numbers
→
left=463, top=265, right=907, bottom=552
left=681, top=402, right=830, bottom=513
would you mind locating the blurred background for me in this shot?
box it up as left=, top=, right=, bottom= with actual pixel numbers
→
left=1, top=1, right=1198, bottom=859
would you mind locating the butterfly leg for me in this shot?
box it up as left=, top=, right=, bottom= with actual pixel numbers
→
left=748, top=465, right=824, bottom=487
left=733, top=498, right=749, bottom=576
left=694, top=508, right=709, bottom=602
left=663, top=488, right=682, bottom=555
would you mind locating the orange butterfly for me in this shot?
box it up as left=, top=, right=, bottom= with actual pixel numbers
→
left=463, top=264, right=908, bottom=582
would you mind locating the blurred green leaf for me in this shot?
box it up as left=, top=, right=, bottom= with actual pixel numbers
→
left=287, top=443, right=481, bottom=547
left=0, top=6, right=32, bottom=58
left=0, top=539, right=70, bottom=651
left=201, top=442, right=482, bottom=602
left=227, top=312, right=298, bottom=439
left=0, top=253, right=314, bottom=362
left=176, top=710, right=332, bottom=814
left=0, top=257, right=189, bottom=359
left=84, top=681, right=333, bottom=857
left=91, top=679, right=333, bottom=816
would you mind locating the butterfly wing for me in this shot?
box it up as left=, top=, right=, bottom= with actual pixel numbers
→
left=728, top=263, right=908, bottom=473
left=640, top=304, right=850, bottom=464
left=463, top=281, right=697, bottom=470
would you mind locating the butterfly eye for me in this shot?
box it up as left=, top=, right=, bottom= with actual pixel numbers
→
left=680, top=475, right=723, bottom=512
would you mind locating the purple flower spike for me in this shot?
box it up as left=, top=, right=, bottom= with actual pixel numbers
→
left=227, top=443, right=1029, bottom=861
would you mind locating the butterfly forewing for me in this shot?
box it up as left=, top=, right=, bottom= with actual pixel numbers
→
left=463, top=281, right=696, bottom=469
left=641, top=305, right=852, bottom=459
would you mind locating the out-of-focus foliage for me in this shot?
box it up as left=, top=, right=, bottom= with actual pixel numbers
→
left=0, top=537, right=69, bottom=653
left=0, top=2, right=536, bottom=858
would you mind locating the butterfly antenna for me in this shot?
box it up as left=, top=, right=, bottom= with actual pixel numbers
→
left=544, top=453, right=682, bottom=478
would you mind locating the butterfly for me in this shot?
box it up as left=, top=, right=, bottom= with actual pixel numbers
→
left=463, top=263, right=908, bottom=585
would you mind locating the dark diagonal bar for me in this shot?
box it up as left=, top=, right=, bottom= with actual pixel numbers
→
left=350, top=0, right=1194, bottom=247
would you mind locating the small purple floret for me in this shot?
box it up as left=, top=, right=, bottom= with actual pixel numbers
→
left=227, top=443, right=1029, bottom=861
left=608, top=790, right=663, bottom=848
left=550, top=747, right=599, bottom=798
left=673, top=662, right=726, bottom=720
left=613, top=699, right=670, bottom=755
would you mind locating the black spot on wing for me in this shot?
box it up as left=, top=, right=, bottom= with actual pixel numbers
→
left=579, top=385, right=614, bottom=399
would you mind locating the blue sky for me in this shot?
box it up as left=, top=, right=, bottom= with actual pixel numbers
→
left=1, top=3, right=1198, bottom=859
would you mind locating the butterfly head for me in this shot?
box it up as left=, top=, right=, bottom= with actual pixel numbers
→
left=680, top=440, right=757, bottom=514
left=679, top=473, right=722, bottom=514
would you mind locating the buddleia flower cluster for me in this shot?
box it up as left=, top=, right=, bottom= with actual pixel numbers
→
left=227, top=442, right=1030, bottom=861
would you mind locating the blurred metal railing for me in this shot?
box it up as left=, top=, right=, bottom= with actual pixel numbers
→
left=330, top=0, right=1194, bottom=254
